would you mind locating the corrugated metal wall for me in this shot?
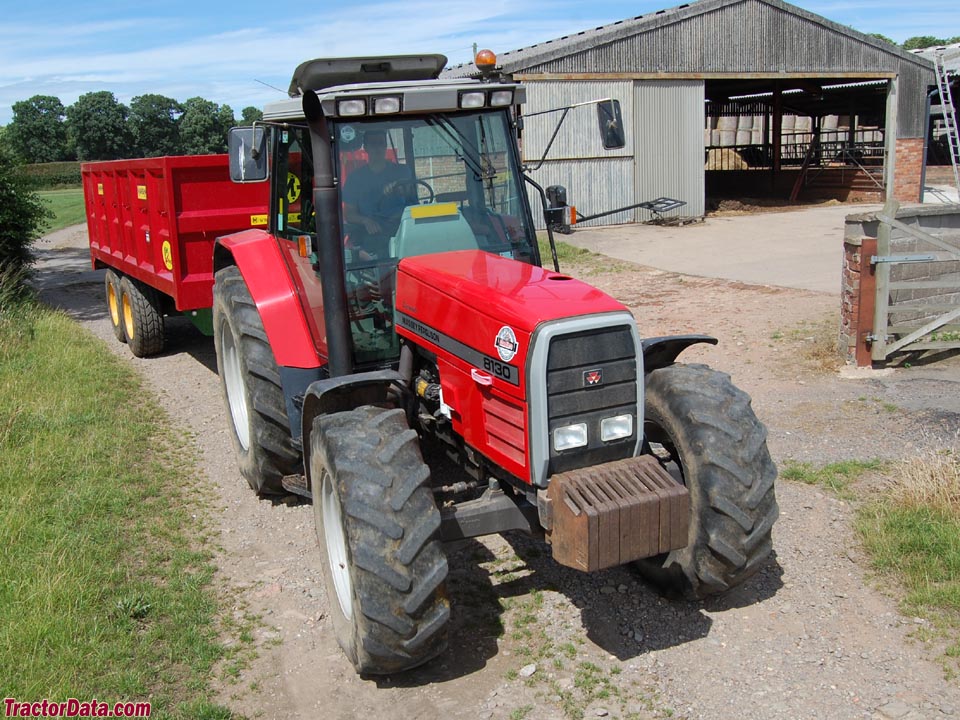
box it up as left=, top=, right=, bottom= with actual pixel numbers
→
left=521, top=81, right=636, bottom=227
left=633, top=81, right=706, bottom=221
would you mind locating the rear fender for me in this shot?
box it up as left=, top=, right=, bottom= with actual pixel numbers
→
left=300, top=371, right=405, bottom=489
left=214, top=230, right=320, bottom=368
left=641, top=334, right=718, bottom=372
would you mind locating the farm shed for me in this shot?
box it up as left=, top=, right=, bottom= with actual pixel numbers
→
left=445, top=0, right=935, bottom=225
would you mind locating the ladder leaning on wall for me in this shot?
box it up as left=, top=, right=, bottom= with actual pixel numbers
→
left=934, top=49, right=960, bottom=195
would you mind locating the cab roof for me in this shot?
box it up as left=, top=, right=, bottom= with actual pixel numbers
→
left=287, top=55, right=448, bottom=96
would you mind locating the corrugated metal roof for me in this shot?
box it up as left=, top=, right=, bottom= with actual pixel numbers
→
left=912, top=44, right=960, bottom=75
left=443, top=0, right=933, bottom=77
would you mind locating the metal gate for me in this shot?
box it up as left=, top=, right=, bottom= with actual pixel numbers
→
left=867, top=200, right=960, bottom=362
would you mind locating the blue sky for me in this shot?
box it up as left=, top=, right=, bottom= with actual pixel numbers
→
left=1, top=0, right=957, bottom=125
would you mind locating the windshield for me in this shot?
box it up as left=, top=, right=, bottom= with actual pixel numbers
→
left=332, top=110, right=538, bottom=366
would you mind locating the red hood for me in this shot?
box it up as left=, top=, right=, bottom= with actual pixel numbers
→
left=396, top=250, right=626, bottom=334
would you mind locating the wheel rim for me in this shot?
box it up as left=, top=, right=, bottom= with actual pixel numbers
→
left=108, top=282, right=120, bottom=328
left=122, top=292, right=135, bottom=340
left=644, top=418, right=685, bottom=483
left=322, top=472, right=353, bottom=620
left=220, top=323, right=251, bottom=450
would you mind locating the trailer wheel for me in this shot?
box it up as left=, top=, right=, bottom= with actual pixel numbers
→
left=311, top=406, right=449, bottom=675
left=635, top=363, right=778, bottom=598
left=212, top=266, right=299, bottom=495
left=104, top=270, right=125, bottom=343
left=119, top=276, right=165, bottom=357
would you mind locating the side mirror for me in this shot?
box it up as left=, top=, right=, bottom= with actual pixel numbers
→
left=597, top=100, right=626, bottom=150
left=227, top=126, right=268, bottom=182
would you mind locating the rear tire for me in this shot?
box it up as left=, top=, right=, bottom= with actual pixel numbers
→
left=311, top=406, right=449, bottom=675
left=212, top=266, right=299, bottom=495
left=119, top=276, right=164, bottom=357
left=634, top=363, right=778, bottom=598
left=104, top=270, right=125, bottom=343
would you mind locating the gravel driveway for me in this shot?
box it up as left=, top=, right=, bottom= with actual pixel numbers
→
left=32, top=220, right=960, bottom=720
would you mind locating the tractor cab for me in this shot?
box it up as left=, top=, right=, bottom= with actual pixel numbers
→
left=229, top=53, right=540, bottom=369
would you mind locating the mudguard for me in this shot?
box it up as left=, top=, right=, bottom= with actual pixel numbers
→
left=214, top=229, right=321, bottom=369
left=641, top=334, right=718, bottom=371
left=299, top=370, right=405, bottom=489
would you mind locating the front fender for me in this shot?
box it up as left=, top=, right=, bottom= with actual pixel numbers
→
left=215, top=229, right=320, bottom=369
left=300, top=371, right=405, bottom=489
left=641, top=334, right=718, bottom=372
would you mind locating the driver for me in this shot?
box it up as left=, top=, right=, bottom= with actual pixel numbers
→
left=342, top=129, right=415, bottom=257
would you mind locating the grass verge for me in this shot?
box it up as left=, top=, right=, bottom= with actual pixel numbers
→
left=537, top=235, right=631, bottom=276
left=0, top=301, right=236, bottom=718
left=856, top=451, right=960, bottom=675
left=780, top=458, right=885, bottom=499
left=38, top=188, right=86, bottom=233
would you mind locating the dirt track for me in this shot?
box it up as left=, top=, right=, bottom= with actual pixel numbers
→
left=34, top=221, right=960, bottom=720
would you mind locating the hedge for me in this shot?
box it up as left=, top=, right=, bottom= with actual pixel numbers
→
left=20, top=162, right=82, bottom=190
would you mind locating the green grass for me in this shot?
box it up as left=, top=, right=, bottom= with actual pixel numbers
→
left=536, top=235, right=631, bottom=276
left=0, top=303, right=235, bottom=718
left=780, top=459, right=885, bottom=498
left=855, top=453, right=960, bottom=674
left=38, top=188, right=86, bottom=233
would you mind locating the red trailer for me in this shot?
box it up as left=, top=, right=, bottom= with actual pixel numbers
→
left=82, top=155, right=267, bottom=355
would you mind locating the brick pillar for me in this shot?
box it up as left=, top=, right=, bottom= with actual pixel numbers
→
left=892, top=137, right=924, bottom=203
left=840, top=237, right=863, bottom=363
left=841, top=235, right=879, bottom=366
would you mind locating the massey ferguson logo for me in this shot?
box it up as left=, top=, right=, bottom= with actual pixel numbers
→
left=583, top=369, right=603, bottom=387
left=495, top=326, right=518, bottom=362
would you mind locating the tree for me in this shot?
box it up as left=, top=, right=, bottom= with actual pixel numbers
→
left=902, top=35, right=945, bottom=50
left=129, top=94, right=182, bottom=157
left=7, top=95, right=69, bottom=164
left=868, top=33, right=897, bottom=46
left=240, top=106, right=263, bottom=126
left=67, top=91, right=133, bottom=161
left=179, top=97, right=233, bottom=155
left=0, top=153, right=50, bottom=298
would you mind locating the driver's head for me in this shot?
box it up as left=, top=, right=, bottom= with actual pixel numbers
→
left=363, top=130, right=388, bottom=161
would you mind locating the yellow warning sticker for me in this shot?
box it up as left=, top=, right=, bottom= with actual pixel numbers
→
left=97, top=183, right=104, bottom=195
left=289, top=212, right=300, bottom=224
left=161, top=240, right=173, bottom=271
left=137, top=185, right=147, bottom=200
left=250, top=214, right=268, bottom=226
left=286, top=172, right=301, bottom=205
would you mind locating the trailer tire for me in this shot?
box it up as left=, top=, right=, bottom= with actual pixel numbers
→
left=634, top=363, right=778, bottom=599
left=104, top=270, right=125, bottom=343
left=119, top=276, right=165, bottom=357
left=212, top=266, right=299, bottom=495
left=311, top=406, right=449, bottom=675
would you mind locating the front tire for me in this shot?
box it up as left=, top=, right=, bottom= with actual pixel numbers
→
left=635, top=363, right=778, bottom=598
left=212, top=266, right=299, bottom=495
left=311, top=406, right=449, bottom=675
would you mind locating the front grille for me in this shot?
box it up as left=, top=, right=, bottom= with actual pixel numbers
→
left=546, top=325, right=638, bottom=474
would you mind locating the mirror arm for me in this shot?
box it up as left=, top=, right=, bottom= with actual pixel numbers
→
left=522, top=174, right=560, bottom=272
left=523, top=107, right=570, bottom=173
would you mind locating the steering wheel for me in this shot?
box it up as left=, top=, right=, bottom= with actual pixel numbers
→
left=408, top=179, right=435, bottom=204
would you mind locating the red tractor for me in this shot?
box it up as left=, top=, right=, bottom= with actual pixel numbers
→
left=212, top=52, right=778, bottom=674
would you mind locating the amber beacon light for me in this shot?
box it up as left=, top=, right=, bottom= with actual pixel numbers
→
left=475, top=49, right=497, bottom=72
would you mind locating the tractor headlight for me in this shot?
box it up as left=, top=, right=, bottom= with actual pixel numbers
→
left=373, top=96, right=401, bottom=114
left=600, top=414, right=633, bottom=442
left=553, top=423, right=588, bottom=452
left=490, top=90, right=514, bottom=107
left=460, top=92, right=486, bottom=109
left=337, top=99, right=367, bottom=116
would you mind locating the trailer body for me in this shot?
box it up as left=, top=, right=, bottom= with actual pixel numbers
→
left=82, top=155, right=268, bottom=316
